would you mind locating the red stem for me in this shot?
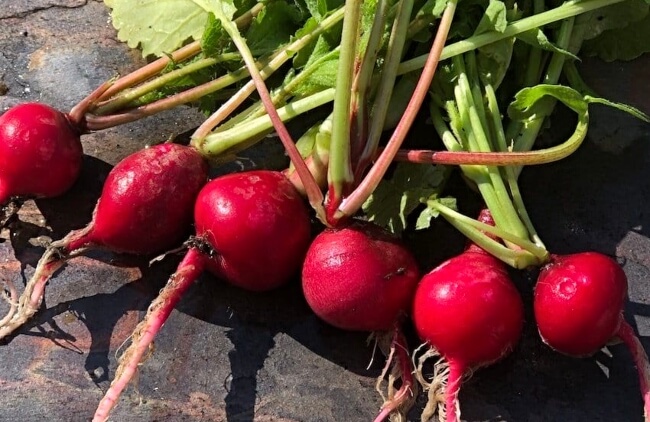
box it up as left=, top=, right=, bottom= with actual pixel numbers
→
left=92, top=248, right=206, bottom=422
left=444, top=361, right=464, bottom=422
left=616, top=320, right=650, bottom=422
left=392, top=148, right=571, bottom=166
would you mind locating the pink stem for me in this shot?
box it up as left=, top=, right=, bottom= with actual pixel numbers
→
left=444, top=361, right=464, bottom=422
left=97, top=41, right=201, bottom=102
left=373, top=326, right=415, bottom=422
left=68, top=80, right=115, bottom=132
left=617, top=320, right=650, bottom=422
left=92, top=248, right=206, bottom=422
left=392, top=148, right=573, bottom=166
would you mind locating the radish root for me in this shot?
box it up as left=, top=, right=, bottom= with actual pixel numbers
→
left=0, top=228, right=91, bottom=340
left=373, top=325, right=417, bottom=422
left=616, top=320, right=650, bottom=422
left=92, top=248, right=205, bottom=422
left=414, top=345, right=450, bottom=422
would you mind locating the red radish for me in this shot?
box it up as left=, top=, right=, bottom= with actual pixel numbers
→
left=301, top=219, right=420, bottom=421
left=92, top=170, right=312, bottom=422
left=412, top=248, right=524, bottom=422
left=0, top=143, right=208, bottom=339
left=0, top=103, right=82, bottom=205
left=534, top=252, right=650, bottom=421
left=301, top=220, right=419, bottom=332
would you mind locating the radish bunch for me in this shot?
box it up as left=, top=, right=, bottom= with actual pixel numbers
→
left=92, top=170, right=312, bottom=421
left=0, top=143, right=208, bottom=339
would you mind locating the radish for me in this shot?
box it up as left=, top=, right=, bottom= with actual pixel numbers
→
left=0, top=143, right=208, bottom=339
left=0, top=103, right=82, bottom=206
left=412, top=244, right=524, bottom=422
left=301, top=220, right=419, bottom=332
left=534, top=252, right=650, bottom=420
left=301, top=219, right=420, bottom=421
left=92, top=170, right=312, bottom=422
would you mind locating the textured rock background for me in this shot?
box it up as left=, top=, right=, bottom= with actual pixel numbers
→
left=1, top=2, right=650, bottom=421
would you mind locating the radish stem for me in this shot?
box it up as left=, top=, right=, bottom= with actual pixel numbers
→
left=336, top=0, right=458, bottom=221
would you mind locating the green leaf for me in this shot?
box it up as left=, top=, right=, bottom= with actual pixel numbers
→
left=201, top=12, right=232, bottom=57
left=580, top=13, right=650, bottom=61
left=105, top=0, right=213, bottom=57
left=415, top=196, right=457, bottom=230
left=473, top=0, right=508, bottom=36
left=362, top=163, right=450, bottom=235
left=508, top=84, right=588, bottom=121
left=515, top=29, right=579, bottom=61
left=245, top=1, right=304, bottom=54
left=585, top=95, right=650, bottom=122
left=289, top=53, right=339, bottom=96
left=476, top=37, right=513, bottom=88
left=574, top=0, right=649, bottom=41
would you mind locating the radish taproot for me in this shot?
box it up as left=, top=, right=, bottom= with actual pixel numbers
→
left=534, top=252, right=650, bottom=420
left=0, top=103, right=82, bottom=206
left=301, top=219, right=420, bottom=421
left=92, top=170, right=312, bottom=421
left=412, top=247, right=524, bottom=422
left=0, top=143, right=209, bottom=339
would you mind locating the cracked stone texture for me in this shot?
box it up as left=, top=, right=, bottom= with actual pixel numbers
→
left=1, top=2, right=650, bottom=422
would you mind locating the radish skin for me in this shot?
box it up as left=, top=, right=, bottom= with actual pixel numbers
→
left=301, top=220, right=419, bottom=332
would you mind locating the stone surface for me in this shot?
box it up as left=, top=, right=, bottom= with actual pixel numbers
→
left=1, top=2, right=650, bottom=422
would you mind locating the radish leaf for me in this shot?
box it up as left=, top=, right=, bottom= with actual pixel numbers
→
left=105, top=0, right=212, bottom=57
left=581, top=13, right=650, bottom=61
left=362, top=163, right=449, bottom=235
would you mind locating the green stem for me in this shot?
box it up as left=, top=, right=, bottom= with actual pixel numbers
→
left=328, top=0, right=363, bottom=203
left=86, top=7, right=344, bottom=132
left=336, top=0, right=458, bottom=221
left=358, top=0, right=415, bottom=177
left=513, top=17, right=575, bottom=155
left=485, top=84, right=545, bottom=249
left=397, top=0, right=626, bottom=75
left=95, top=2, right=265, bottom=102
left=211, top=1, right=325, bottom=220
left=199, top=88, right=336, bottom=157
left=391, top=111, right=589, bottom=166
left=426, top=200, right=549, bottom=268
left=94, top=53, right=242, bottom=115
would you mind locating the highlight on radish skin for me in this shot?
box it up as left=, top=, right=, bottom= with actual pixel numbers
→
left=412, top=250, right=524, bottom=422
left=534, top=252, right=650, bottom=421
left=92, top=170, right=312, bottom=422
left=0, top=143, right=209, bottom=340
left=0, top=103, right=82, bottom=205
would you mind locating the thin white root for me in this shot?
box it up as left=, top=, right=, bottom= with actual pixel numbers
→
left=414, top=345, right=449, bottom=422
